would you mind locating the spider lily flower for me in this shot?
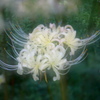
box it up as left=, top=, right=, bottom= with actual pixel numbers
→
left=0, top=23, right=100, bottom=81
left=59, top=25, right=82, bottom=55
left=17, top=48, right=49, bottom=81
left=29, top=24, right=60, bottom=50
left=43, top=46, right=68, bottom=81
left=0, top=74, right=5, bottom=85
left=59, top=25, right=100, bottom=55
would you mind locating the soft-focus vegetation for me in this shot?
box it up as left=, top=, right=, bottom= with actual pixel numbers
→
left=0, top=0, right=100, bottom=100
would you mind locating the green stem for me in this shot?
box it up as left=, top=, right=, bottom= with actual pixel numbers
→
left=60, top=76, right=67, bottom=100
left=46, top=83, right=53, bottom=100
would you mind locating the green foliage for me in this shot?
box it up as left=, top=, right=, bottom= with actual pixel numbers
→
left=0, top=0, right=100, bottom=100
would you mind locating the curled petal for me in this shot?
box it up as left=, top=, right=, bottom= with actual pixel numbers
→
left=17, top=63, right=23, bottom=75
left=52, top=67, right=60, bottom=81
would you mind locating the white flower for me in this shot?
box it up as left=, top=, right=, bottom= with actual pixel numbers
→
left=27, top=55, right=48, bottom=81
left=29, top=24, right=60, bottom=49
left=59, top=25, right=82, bottom=55
left=17, top=48, right=48, bottom=81
left=44, top=46, right=68, bottom=81
left=0, top=23, right=100, bottom=81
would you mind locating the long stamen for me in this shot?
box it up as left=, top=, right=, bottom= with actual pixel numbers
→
left=9, top=22, right=28, bottom=38
left=69, top=50, right=87, bottom=65
left=10, top=31, right=27, bottom=42
left=0, top=60, right=18, bottom=69
left=9, top=32, right=26, bottom=44
left=11, top=42, right=19, bottom=56
left=4, top=29, right=24, bottom=47
left=73, top=53, right=88, bottom=65
left=81, top=31, right=100, bottom=45
left=0, top=66, right=17, bottom=70
left=59, top=68, right=71, bottom=75
left=87, top=37, right=100, bottom=45
left=4, top=48, right=18, bottom=61
left=7, top=41, right=22, bottom=50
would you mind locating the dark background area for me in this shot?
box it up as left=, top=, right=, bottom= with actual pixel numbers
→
left=0, top=0, right=100, bottom=100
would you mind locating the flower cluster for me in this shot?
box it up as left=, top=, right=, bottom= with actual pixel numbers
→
left=0, top=23, right=100, bottom=81
left=17, top=24, right=85, bottom=81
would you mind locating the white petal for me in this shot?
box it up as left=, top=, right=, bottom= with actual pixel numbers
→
left=52, top=67, right=60, bottom=81
left=17, top=64, right=23, bottom=75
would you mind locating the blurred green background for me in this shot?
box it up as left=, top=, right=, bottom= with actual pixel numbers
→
left=0, top=0, right=100, bottom=100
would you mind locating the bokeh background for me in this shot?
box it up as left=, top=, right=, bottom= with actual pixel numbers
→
left=0, top=0, right=100, bottom=100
